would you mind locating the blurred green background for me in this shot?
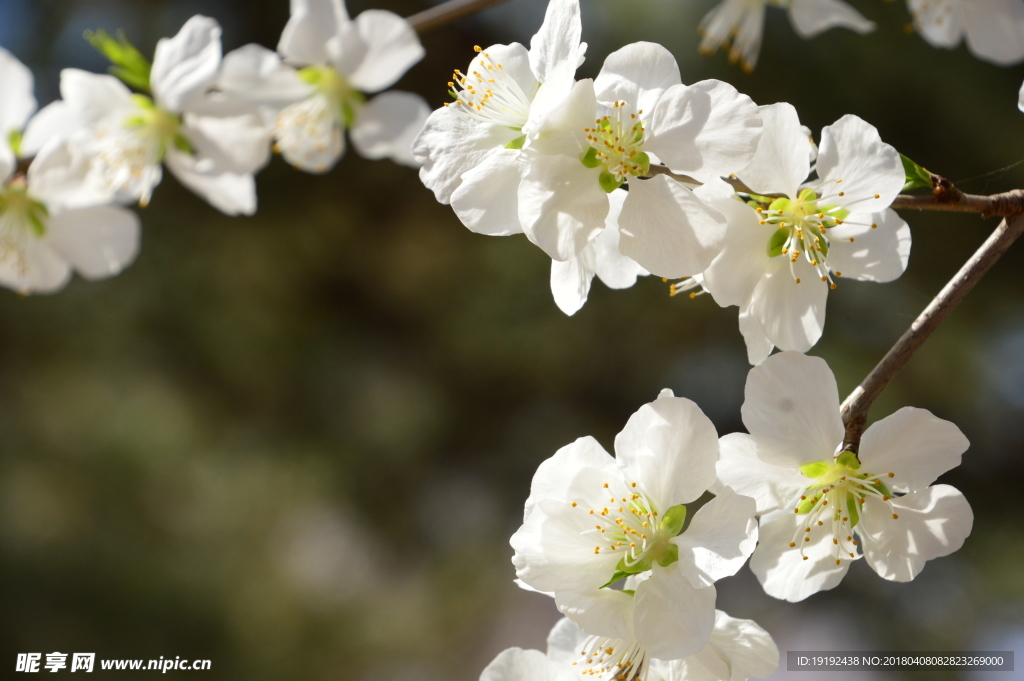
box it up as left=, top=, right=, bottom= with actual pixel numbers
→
left=1, top=0, right=1023, bottom=679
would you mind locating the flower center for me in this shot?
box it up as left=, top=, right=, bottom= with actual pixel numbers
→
left=298, top=66, right=365, bottom=128
left=787, top=451, right=899, bottom=565
left=446, top=46, right=534, bottom=129
left=574, top=480, right=686, bottom=582
left=574, top=634, right=648, bottom=681
left=0, top=179, right=49, bottom=275
left=755, top=188, right=848, bottom=287
left=581, top=102, right=650, bottom=193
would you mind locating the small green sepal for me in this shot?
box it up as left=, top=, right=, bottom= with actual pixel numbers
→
left=900, top=153, right=932, bottom=193
left=581, top=147, right=602, bottom=168
left=836, top=450, right=861, bottom=470
left=768, top=227, right=789, bottom=258
left=599, top=171, right=623, bottom=193
left=85, top=28, right=152, bottom=92
left=660, top=504, right=687, bottom=537
left=846, top=492, right=860, bottom=528
left=656, top=544, right=679, bottom=568
left=768, top=197, right=792, bottom=213
left=799, top=461, right=831, bottom=479
left=633, top=151, right=651, bottom=176
left=505, top=135, right=526, bottom=150
left=8, top=130, right=22, bottom=158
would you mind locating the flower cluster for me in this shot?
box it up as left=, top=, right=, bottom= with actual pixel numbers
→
left=1, top=0, right=426, bottom=294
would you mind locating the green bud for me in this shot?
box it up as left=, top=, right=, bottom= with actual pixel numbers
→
left=900, top=152, right=932, bottom=193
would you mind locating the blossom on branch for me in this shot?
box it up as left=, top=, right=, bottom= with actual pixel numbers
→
left=31, top=16, right=272, bottom=216
left=697, top=0, right=874, bottom=72
left=480, top=611, right=777, bottom=681
left=219, top=0, right=429, bottom=172
left=699, top=103, right=910, bottom=364
left=906, top=0, right=1024, bottom=66
left=412, top=0, right=586, bottom=236
left=511, top=389, right=757, bottom=661
left=0, top=50, right=138, bottom=294
left=716, top=352, right=974, bottom=602
left=517, top=42, right=762, bottom=277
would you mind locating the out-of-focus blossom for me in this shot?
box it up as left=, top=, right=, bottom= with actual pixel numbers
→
left=907, top=0, right=1024, bottom=66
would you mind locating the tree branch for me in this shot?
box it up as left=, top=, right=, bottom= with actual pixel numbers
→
left=407, top=0, right=514, bottom=33
left=891, top=190, right=1024, bottom=217
left=840, top=212, right=1024, bottom=451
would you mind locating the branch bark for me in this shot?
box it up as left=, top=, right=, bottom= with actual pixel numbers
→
left=407, top=0, right=513, bottom=33
left=840, top=212, right=1024, bottom=451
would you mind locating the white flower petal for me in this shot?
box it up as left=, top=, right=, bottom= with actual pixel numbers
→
left=480, top=648, right=554, bottom=681
left=708, top=610, right=780, bottom=681
left=26, top=140, right=116, bottom=209
left=738, top=303, right=775, bottom=366
left=521, top=435, right=620, bottom=522
left=529, top=0, right=585, bottom=83
left=749, top=509, right=849, bottom=602
left=857, top=407, right=970, bottom=493
left=546, top=618, right=589, bottom=666
left=278, top=0, right=349, bottom=66
left=614, top=393, right=719, bottom=508
left=451, top=149, right=526, bottom=236
left=748, top=256, right=827, bottom=354
left=0, top=47, right=36, bottom=135
left=59, top=69, right=135, bottom=128
left=617, top=175, right=726, bottom=279
left=413, top=106, right=520, bottom=204
left=274, top=95, right=345, bottom=173
left=0, top=238, right=72, bottom=295
left=788, top=0, right=876, bottom=38
left=827, top=208, right=910, bottom=283
left=346, top=10, right=424, bottom=93
left=518, top=153, right=607, bottom=261
left=550, top=246, right=595, bottom=316
left=593, top=189, right=647, bottom=289
left=672, top=486, right=758, bottom=588
left=184, top=112, right=273, bottom=175
left=594, top=42, right=680, bottom=116
left=634, top=571, right=716, bottom=659
left=740, top=351, right=844, bottom=468
left=555, top=588, right=634, bottom=640
left=814, top=114, right=904, bottom=215
left=961, top=0, right=1024, bottom=65
left=44, top=205, right=140, bottom=279
left=0, top=145, right=12, bottom=184
left=716, top=433, right=808, bottom=514
left=860, top=484, right=973, bottom=580
left=218, top=44, right=312, bottom=105
left=350, top=90, right=430, bottom=167
left=151, top=15, right=223, bottom=112
left=697, top=178, right=769, bottom=309
left=21, top=102, right=80, bottom=157
left=165, top=148, right=256, bottom=216
left=648, top=80, right=762, bottom=181
left=736, top=102, right=811, bottom=199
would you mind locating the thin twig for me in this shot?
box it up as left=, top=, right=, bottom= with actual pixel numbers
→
left=840, top=212, right=1024, bottom=451
left=407, top=0, right=514, bottom=33
left=891, top=190, right=1024, bottom=217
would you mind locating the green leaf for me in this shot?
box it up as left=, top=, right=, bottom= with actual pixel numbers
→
left=85, top=29, right=152, bottom=92
left=799, top=462, right=831, bottom=479
left=836, top=450, right=861, bottom=470
left=8, top=129, right=22, bottom=157
left=504, top=135, right=526, bottom=150
left=581, top=146, right=601, bottom=168
left=900, top=153, right=932, bottom=193
left=599, top=171, right=623, bottom=193
left=768, top=227, right=789, bottom=258
left=660, top=504, right=687, bottom=537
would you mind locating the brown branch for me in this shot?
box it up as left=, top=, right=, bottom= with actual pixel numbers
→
left=407, top=0, right=514, bottom=33
left=840, top=212, right=1024, bottom=451
left=891, top=190, right=1024, bottom=217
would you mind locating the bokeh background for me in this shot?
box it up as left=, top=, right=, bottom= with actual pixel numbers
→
left=1, top=0, right=1023, bottom=678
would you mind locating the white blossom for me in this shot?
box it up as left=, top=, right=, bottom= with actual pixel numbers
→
left=31, top=16, right=272, bottom=215
left=511, top=389, right=757, bottom=660
left=716, top=351, right=974, bottom=602
left=907, top=0, right=1024, bottom=66
left=412, top=0, right=586, bottom=237
left=483, top=611, right=777, bottom=681
left=0, top=52, right=138, bottom=294
left=550, top=189, right=649, bottom=316
left=698, top=0, right=874, bottom=72
left=219, top=0, right=429, bottom=172
left=699, top=103, right=910, bottom=364
left=517, top=42, right=761, bottom=277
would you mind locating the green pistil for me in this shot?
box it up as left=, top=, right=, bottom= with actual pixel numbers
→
left=299, top=66, right=366, bottom=128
